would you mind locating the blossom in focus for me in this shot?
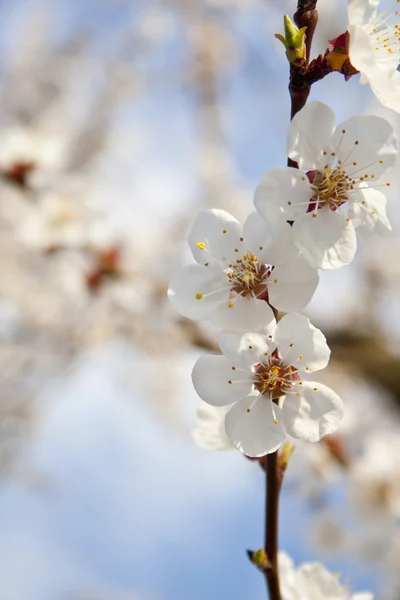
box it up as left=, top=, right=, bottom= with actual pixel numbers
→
left=347, top=0, right=400, bottom=113
left=279, top=551, right=373, bottom=600
left=192, top=314, right=343, bottom=457
left=254, top=101, right=398, bottom=269
left=168, top=209, right=319, bottom=332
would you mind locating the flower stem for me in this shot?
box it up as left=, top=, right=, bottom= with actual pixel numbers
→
left=264, top=451, right=283, bottom=600
left=288, top=0, right=319, bottom=165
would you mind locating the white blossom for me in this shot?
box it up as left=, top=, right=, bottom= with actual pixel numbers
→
left=347, top=0, right=400, bottom=113
left=279, top=551, right=373, bottom=600
left=192, top=314, right=343, bottom=457
left=168, top=209, right=319, bottom=331
left=254, top=101, right=398, bottom=270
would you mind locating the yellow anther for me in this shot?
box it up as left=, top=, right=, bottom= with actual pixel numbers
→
left=248, top=345, right=253, bottom=349
left=305, top=366, right=310, bottom=371
left=298, top=354, right=303, bottom=359
left=247, top=408, right=251, bottom=413
left=204, top=262, right=209, bottom=266
left=371, top=211, right=376, bottom=215
left=222, top=229, right=227, bottom=234
left=274, top=419, right=278, bottom=424
left=379, top=159, right=384, bottom=164
left=228, top=301, right=234, bottom=308
left=234, top=248, right=239, bottom=252
left=197, top=242, right=205, bottom=250
left=312, top=213, right=317, bottom=218
left=296, top=392, right=301, bottom=396
left=274, top=278, right=278, bottom=283
left=195, top=293, right=203, bottom=300
left=313, top=387, right=318, bottom=391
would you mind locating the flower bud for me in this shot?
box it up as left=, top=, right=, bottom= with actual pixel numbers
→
left=275, top=15, right=307, bottom=65
left=246, top=548, right=271, bottom=572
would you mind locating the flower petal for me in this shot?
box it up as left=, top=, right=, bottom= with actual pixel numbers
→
left=254, top=167, right=312, bottom=223
left=274, top=313, right=330, bottom=373
left=242, top=211, right=274, bottom=262
left=225, top=397, right=286, bottom=457
left=368, top=69, right=400, bottom=114
left=287, top=101, right=336, bottom=170
left=188, top=209, right=245, bottom=265
left=191, top=401, right=232, bottom=451
left=293, top=207, right=357, bottom=270
left=348, top=187, right=392, bottom=236
left=283, top=381, right=344, bottom=442
left=192, top=354, right=254, bottom=407
left=219, top=329, right=276, bottom=368
left=168, top=264, right=228, bottom=320
left=334, top=115, right=398, bottom=179
left=348, top=0, right=379, bottom=27
left=268, top=256, right=319, bottom=313
left=243, top=213, right=299, bottom=266
left=348, top=24, right=377, bottom=74
left=209, top=295, right=275, bottom=332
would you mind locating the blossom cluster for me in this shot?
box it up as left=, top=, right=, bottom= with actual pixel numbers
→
left=168, top=98, right=398, bottom=459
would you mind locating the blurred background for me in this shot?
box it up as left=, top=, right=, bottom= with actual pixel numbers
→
left=0, top=0, right=399, bottom=598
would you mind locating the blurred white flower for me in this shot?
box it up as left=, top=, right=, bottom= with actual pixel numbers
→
left=17, top=189, right=105, bottom=251
left=0, top=125, right=67, bottom=188
left=254, top=101, right=397, bottom=269
left=279, top=551, right=373, bottom=599
left=350, top=431, right=400, bottom=517
left=191, top=401, right=232, bottom=451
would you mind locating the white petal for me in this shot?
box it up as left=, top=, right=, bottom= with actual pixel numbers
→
left=188, top=209, right=245, bottom=265
left=348, top=0, right=379, bottom=27
left=368, top=69, right=400, bottom=114
left=287, top=101, right=335, bottom=170
left=219, top=330, right=276, bottom=368
left=334, top=115, right=398, bottom=179
left=192, top=354, right=254, bottom=407
left=293, top=207, right=357, bottom=270
left=295, top=563, right=346, bottom=597
left=254, top=167, right=312, bottom=223
left=243, top=213, right=299, bottom=266
left=225, top=397, right=286, bottom=457
left=283, top=381, right=344, bottom=442
left=268, top=256, right=319, bottom=312
left=348, top=187, right=392, bottom=236
left=191, top=401, right=232, bottom=451
left=348, top=24, right=377, bottom=75
left=209, top=295, right=274, bottom=332
left=274, top=313, right=330, bottom=373
left=242, top=211, right=274, bottom=262
left=168, top=264, right=228, bottom=320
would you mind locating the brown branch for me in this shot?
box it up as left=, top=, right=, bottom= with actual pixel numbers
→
left=264, top=450, right=283, bottom=600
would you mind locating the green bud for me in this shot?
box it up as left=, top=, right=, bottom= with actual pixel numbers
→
left=247, top=548, right=271, bottom=572
left=275, top=15, right=307, bottom=64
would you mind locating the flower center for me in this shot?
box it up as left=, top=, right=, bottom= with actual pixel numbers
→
left=226, top=251, right=270, bottom=299
left=366, top=3, right=400, bottom=76
left=308, top=167, right=351, bottom=210
left=254, top=358, right=295, bottom=397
